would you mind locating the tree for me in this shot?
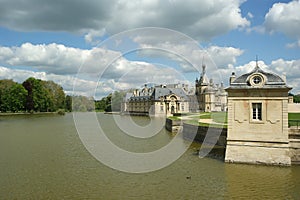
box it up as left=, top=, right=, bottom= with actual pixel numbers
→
left=23, top=77, right=52, bottom=112
left=95, top=97, right=108, bottom=111
left=0, top=80, right=16, bottom=112
left=103, top=91, right=125, bottom=112
left=0, top=78, right=67, bottom=113
left=0, top=80, right=27, bottom=112
left=42, top=80, right=66, bottom=111
left=111, top=91, right=124, bottom=112
left=294, top=94, right=300, bottom=103
left=65, top=95, right=72, bottom=112
left=72, top=96, right=95, bottom=112
left=6, top=84, right=27, bottom=112
left=289, top=93, right=300, bottom=103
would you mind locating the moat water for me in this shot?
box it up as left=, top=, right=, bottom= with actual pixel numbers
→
left=0, top=113, right=299, bottom=199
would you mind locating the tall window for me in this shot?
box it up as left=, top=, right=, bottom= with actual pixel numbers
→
left=252, top=103, right=262, bottom=120
left=160, top=105, right=164, bottom=111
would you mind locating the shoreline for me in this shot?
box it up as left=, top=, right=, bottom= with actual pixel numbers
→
left=0, top=112, right=65, bottom=116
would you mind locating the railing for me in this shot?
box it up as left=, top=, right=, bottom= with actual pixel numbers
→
left=288, top=120, right=300, bottom=129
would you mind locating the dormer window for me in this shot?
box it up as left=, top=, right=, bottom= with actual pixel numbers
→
left=248, top=73, right=266, bottom=87
left=253, top=76, right=262, bottom=84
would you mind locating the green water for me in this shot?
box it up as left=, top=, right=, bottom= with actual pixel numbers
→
left=0, top=113, right=299, bottom=199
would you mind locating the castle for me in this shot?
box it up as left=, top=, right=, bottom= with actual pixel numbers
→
left=195, top=65, right=228, bottom=112
left=122, top=84, right=190, bottom=116
left=122, top=62, right=300, bottom=165
left=121, top=65, right=227, bottom=116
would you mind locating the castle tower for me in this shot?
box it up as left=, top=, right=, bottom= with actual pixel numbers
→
left=225, top=65, right=292, bottom=165
left=195, top=64, right=210, bottom=111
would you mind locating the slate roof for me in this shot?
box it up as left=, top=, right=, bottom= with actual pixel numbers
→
left=151, top=88, right=189, bottom=100
left=124, top=93, right=133, bottom=101
left=229, top=66, right=291, bottom=89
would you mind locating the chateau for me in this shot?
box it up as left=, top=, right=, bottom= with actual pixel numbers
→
left=122, top=84, right=190, bottom=116
left=195, top=65, right=228, bottom=112
left=122, top=64, right=228, bottom=116
left=122, top=62, right=300, bottom=165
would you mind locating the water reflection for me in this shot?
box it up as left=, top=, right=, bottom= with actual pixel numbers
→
left=224, top=163, right=297, bottom=199
left=0, top=113, right=299, bottom=199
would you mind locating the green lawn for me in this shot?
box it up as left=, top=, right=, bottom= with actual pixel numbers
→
left=184, top=112, right=227, bottom=128
left=168, top=112, right=300, bottom=128
left=288, top=113, right=300, bottom=127
left=168, top=116, right=180, bottom=120
left=289, top=113, right=300, bottom=120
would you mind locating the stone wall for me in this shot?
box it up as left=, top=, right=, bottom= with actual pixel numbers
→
left=182, top=123, right=227, bottom=147
left=165, top=118, right=183, bottom=133
left=166, top=118, right=227, bottom=147
left=289, top=128, right=300, bottom=164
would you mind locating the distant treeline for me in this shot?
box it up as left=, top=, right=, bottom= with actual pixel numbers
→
left=94, top=91, right=125, bottom=112
left=0, top=78, right=71, bottom=113
left=0, top=77, right=126, bottom=113
left=290, top=93, right=300, bottom=103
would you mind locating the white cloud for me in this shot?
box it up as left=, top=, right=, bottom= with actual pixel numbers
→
left=0, top=42, right=244, bottom=83
left=0, top=43, right=122, bottom=75
left=264, top=0, right=300, bottom=47
left=286, top=40, right=300, bottom=49
left=206, top=46, right=243, bottom=68
left=0, top=65, right=98, bottom=97
left=0, top=42, right=195, bottom=98
left=84, top=29, right=106, bottom=44
left=135, top=39, right=244, bottom=74
left=270, top=59, right=300, bottom=94
left=247, top=12, right=254, bottom=19
left=0, top=0, right=249, bottom=42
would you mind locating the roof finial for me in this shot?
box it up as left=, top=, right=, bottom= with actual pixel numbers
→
left=256, top=55, right=258, bottom=67
left=201, top=55, right=206, bottom=75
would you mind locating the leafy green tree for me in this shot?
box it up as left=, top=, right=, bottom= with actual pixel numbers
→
left=6, top=84, right=27, bottom=112
left=1, top=78, right=67, bottom=113
left=0, top=80, right=27, bottom=112
left=65, top=95, right=72, bottom=112
left=103, top=91, right=125, bottom=112
left=289, top=93, right=300, bottom=103
left=111, top=91, right=124, bottom=112
left=72, top=96, right=95, bottom=112
left=0, top=79, right=15, bottom=112
left=294, top=94, right=300, bottom=103
left=95, top=97, right=107, bottom=111
left=23, top=77, right=51, bottom=112
left=42, top=80, right=66, bottom=111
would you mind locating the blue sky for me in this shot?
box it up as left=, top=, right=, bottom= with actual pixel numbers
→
left=0, top=0, right=299, bottom=97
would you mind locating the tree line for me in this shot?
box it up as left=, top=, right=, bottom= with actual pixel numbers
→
left=94, top=91, right=125, bottom=112
left=0, top=77, right=125, bottom=113
left=0, top=77, right=71, bottom=113
left=290, top=93, right=300, bottom=103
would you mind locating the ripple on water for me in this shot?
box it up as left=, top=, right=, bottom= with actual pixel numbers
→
left=0, top=113, right=300, bottom=199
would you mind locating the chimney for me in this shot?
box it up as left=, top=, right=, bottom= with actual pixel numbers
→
left=230, top=72, right=236, bottom=84
left=282, top=73, right=287, bottom=83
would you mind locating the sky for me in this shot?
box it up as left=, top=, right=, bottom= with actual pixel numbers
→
left=0, top=0, right=299, bottom=98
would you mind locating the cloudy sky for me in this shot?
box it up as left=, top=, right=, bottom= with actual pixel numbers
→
left=0, top=0, right=299, bottom=98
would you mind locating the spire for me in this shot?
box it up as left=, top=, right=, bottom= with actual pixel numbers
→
left=201, top=55, right=206, bottom=76
left=202, top=64, right=206, bottom=76
left=255, top=55, right=260, bottom=71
